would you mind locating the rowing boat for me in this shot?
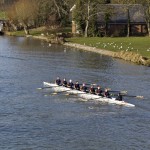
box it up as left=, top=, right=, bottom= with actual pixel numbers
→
left=43, top=82, right=135, bottom=107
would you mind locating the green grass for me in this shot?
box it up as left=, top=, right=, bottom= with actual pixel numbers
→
left=8, top=30, right=25, bottom=36
left=8, top=26, right=72, bottom=36
left=67, top=37, right=150, bottom=58
left=0, top=11, right=6, bottom=19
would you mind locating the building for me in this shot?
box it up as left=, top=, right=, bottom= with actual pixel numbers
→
left=97, top=4, right=147, bottom=36
left=70, top=4, right=148, bottom=36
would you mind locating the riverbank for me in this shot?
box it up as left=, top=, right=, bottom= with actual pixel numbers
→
left=32, top=35, right=150, bottom=66
left=4, top=30, right=150, bottom=66
left=64, top=42, right=150, bottom=67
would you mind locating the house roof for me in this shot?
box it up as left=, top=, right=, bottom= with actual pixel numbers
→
left=97, top=4, right=145, bottom=24
left=70, top=3, right=146, bottom=24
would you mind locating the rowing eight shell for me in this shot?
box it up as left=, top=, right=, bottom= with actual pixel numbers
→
left=43, top=82, right=135, bottom=107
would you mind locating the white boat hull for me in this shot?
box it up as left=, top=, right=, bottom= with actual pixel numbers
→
left=43, top=82, right=135, bottom=107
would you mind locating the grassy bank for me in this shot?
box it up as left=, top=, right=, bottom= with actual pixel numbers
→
left=5, top=27, right=150, bottom=66
left=6, top=26, right=72, bottom=37
left=67, top=37, right=150, bottom=58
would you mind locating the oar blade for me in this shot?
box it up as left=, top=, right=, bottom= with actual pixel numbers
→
left=52, top=93, right=58, bottom=95
left=123, top=94, right=144, bottom=100
left=37, top=87, right=51, bottom=90
left=37, top=87, right=44, bottom=90
left=136, top=96, right=144, bottom=99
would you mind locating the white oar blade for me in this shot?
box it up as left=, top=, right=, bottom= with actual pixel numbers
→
left=120, top=91, right=128, bottom=94
left=136, top=96, right=144, bottom=99
left=52, top=93, right=58, bottom=95
left=37, top=87, right=43, bottom=90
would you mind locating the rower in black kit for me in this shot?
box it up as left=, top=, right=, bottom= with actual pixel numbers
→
left=67, top=79, right=74, bottom=89
left=80, top=83, right=88, bottom=92
left=74, top=81, right=80, bottom=90
left=115, top=93, right=123, bottom=101
left=55, top=77, right=61, bottom=85
left=62, top=78, right=67, bottom=87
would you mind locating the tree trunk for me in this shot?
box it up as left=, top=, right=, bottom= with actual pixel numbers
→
left=10, top=23, right=17, bottom=31
left=148, top=22, right=150, bottom=37
left=85, top=20, right=89, bottom=37
left=127, top=8, right=130, bottom=37
left=84, top=0, right=90, bottom=37
left=24, top=26, right=30, bottom=35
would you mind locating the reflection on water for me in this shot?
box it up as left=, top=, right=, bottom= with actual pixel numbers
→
left=0, top=36, right=150, bottom=150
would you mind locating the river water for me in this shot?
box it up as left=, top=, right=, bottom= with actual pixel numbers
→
left=0, top=36, right=150, bottom=150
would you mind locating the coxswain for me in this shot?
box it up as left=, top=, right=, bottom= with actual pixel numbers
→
left=80, top=83, right=88, bottom=92
left=89, top=85, right=95, bottom=94
left=67, top=79, right=74, bottom=89
left=55, top=77, right=61, bottom=85
left=96, top=86, right=103, bottom=96
left=62, top=78, right=67, bottom=87
left=104, top=89, right=111, bottom=98
left=116, top=93, right=123, bottom=101
left=74, top=81, right=80, bottom=90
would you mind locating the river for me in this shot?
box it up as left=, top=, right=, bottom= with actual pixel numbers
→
left=0, top=36, right=150, bottom=150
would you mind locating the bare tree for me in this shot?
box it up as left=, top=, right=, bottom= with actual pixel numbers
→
left=74, top=0, right=109, bottom=37
left=112, top=0, right=138, bottom=37
left=6, top=0, right=38, bottom=34
left=74, top=0, right=110, bottom=37
left=37, top=0, right=70, bottom=27
left=140, top=0, right=150, bottom=36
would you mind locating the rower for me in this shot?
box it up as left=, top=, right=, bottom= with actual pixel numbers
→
left=104, top=89, right=111, bottom=98
left=80, top=83, right=88, bottom=92
left=116, top=93, right=123, bottom=101
left=67, top=79, right=74, bottom=89
left=89, top=85, right=95, bottom=94
left=55, top=77, right=61, bottom=85
left=96, top=86, right=103, bottom=96
left=62, top=78, right=67, bottom=87
left=74, top=81, right=80, bottom=90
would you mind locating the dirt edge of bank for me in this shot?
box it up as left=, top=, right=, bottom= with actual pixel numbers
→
left=64, top=42, right=150, bottom=67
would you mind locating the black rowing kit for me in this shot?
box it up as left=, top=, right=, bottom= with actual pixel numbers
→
left=55, top=79, right=61, bottom=85
left=74, top=83, right=80, bottom=90
left=68, top=82, right=74, bottom=89
left=104, top=91, right=110, bottom=98
left=62, top=81, right=67, bottom=87
left=90, top=87, right=95, bottom=94
left=116, top=94, right=123, bottom=101
left=96, top=89, right=103, bottom=96
left=81, top=86, right=87, bottom=92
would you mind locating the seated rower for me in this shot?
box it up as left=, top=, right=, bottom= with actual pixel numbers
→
left=55, top=77, right=61, bottom=85
left=62, top=78, right=67, bottom=87
left=67, top=79, right=74, bottom=89
left=96, top=86, right=103, bottom=96
left=89, top=85, right=95, bottom=94
left=80, top=83, right=88, bottom=92
left=104, top=89, right=111, bottom=98
left=116, top=93, right=123, bottom=101
left=74, top=81, right=80, bottom=90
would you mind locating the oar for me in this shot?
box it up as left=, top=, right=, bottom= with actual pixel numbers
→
left=109, top=90, right=127, bottom=94
left=79, top=83, right=97, bottom=86
left=37, top=86, right=58, bottom=90
left=122, top=95, right=144, bottom=99
left=51, top=90, right=71, bottom=95
left=106, top=88, right=127, bottom=94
